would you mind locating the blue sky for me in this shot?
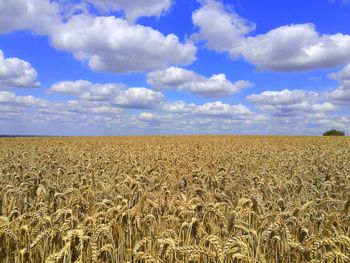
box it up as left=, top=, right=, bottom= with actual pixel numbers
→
left=0, top=0, right=349, bottom=135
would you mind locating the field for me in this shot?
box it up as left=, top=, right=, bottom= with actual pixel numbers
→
left=0, top=136, right=349, bottom=263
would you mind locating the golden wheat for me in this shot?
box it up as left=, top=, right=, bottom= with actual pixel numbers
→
left=0, top=136, right=349, bottom=262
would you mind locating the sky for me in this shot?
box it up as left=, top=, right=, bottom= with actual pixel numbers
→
left=0, top=0, right=350, bottom=136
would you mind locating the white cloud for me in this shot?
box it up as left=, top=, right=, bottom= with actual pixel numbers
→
left=148, top=67, right=195, bottom=88
left=1, top=90, right=346, bottom=136
left=0, top=91, right=46, bottom=107
left=194, top=101, right=252, bottom=116
left=329, top=88, right=350, bottom=103
left=51, top=14, right=196, bottom=73
left=0, top=1, right=196, bottom=74
left=248, top=89, right=318, bottom=105
left=0, top=49, right=40, bottom=88
left=50, top=80, right=163, bottom=109
left=158, top=100, right=267, bottom=134
left=241, top=24, right=350, bottom=71
left=163, top=100, right=253, bottom=117
left=50, top=80, right=124, bottom=101
left=138, top=112, right=160, bottom=122
left=247, top=89, right=336, bottom=115
left=147, top=66, right=252, bottom=97
left=328, top=64, right=350, bottom=103
left=192, top=0, right=254, bottom=54
left=314, top=115, right=349, bottom=131
left=85, top=0, right=173, bottom=22
left=113, top=88, right=163, bottom=109
left=0, top=104, right=24, bottom=114
left=0, top=0, right=61, bottom=34
left=38, top=100, right=123, bottom=116
left=50, top=80, right=92, bottom=95
left=161, top=100, right=194, bottom=113
left=329, top=64, right=350, bottom=81
left=0, top=90, right=125, bottom=130
left=193, top=0, right=350, bottom=71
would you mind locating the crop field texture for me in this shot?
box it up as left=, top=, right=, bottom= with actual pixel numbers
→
left=0, top=136, right=349, bottom=263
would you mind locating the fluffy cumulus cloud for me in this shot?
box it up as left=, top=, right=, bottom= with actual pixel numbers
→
left=192, top=0, right=255, bottom=54
left=0, top=1, right=196, bottom=74
left=0, top=0, right=61, bottom=34
left=193, top=0, right=350, bottom=71
left=113, top=88, right=163, bottom=109
left=50, top=80, right=124, bottom=100
left=50, top=80, right=163, bottom=109
left=247, top=89, right=336, bottom=115
left=328, top=64, right=350, bottom=103
left=193, top=101, right=253, bottom=116
left=241, top=24, right=350, bottom=71
left=84, top=0, right=173, bottom=22
left=147, top=66, right=252, bottom=97
left=0, top=50, right=40, bottom=88
left=50, top=15, right=196, bottom=73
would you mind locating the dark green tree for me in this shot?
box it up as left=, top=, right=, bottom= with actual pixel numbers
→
left=323, top=129, right=345, bottom=136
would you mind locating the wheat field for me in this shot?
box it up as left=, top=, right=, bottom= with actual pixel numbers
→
left=0, top=136, right=349, bottom=263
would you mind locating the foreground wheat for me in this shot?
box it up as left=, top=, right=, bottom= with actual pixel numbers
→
left=0, top=136, right=349, bottom=263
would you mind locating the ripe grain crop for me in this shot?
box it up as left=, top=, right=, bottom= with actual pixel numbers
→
left=0, top=136, right=349, bottom=262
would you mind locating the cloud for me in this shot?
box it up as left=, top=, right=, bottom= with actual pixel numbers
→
left=0, top=1, right=196, bottom=74
left=84, top=0, right=173, bottom=22
left=328, top=64, right=350, bottom=103
left=0, top=91, right=46, bottom=107
left=247, top=89, right=336, bottom=115
left=50, top=80, right=163, bottom=109
left=50, top=80, right=93, bottom=95
left=329, top=64, right=350, bottom=81
left=0, top=0, right=173, bottom=33
left=159, top=100, right=267, bottom=133
left=241, top=24, right=350, bottom=71
left=50, top=80, right=124, bottom=100
left=0, top=49, right=40, bottom=88
left=194, top=101, right=253, bottom=116
left=250, top=113, right=349, bottom=135
left=147, top=66, right=252, bottom=97
left=138, top=112, right=161, bottom=122
left=0, top=0, right=61, bottom=34
left=163, top=100, right=253, bottom=117
left=0, top=90, right=125, bottom=131
left=37, top=100, right=123, bottom=116
left=192, top=0, right=255, bottom=53
left=1, top=89, right=346, bottom=136
left=50, top=14, right=196, bottom=73
left=314, top=115, right=349, bottom=131
left=248, top=89, right=318, bottom=105
left=113, top=87, right=163, bottom=109
left=329, top=85, right=350, bottom=103
left=193, top=0, right=350, bottom=71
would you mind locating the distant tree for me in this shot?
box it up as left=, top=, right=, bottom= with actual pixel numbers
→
left=323, top=129, right=345, bottom=136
